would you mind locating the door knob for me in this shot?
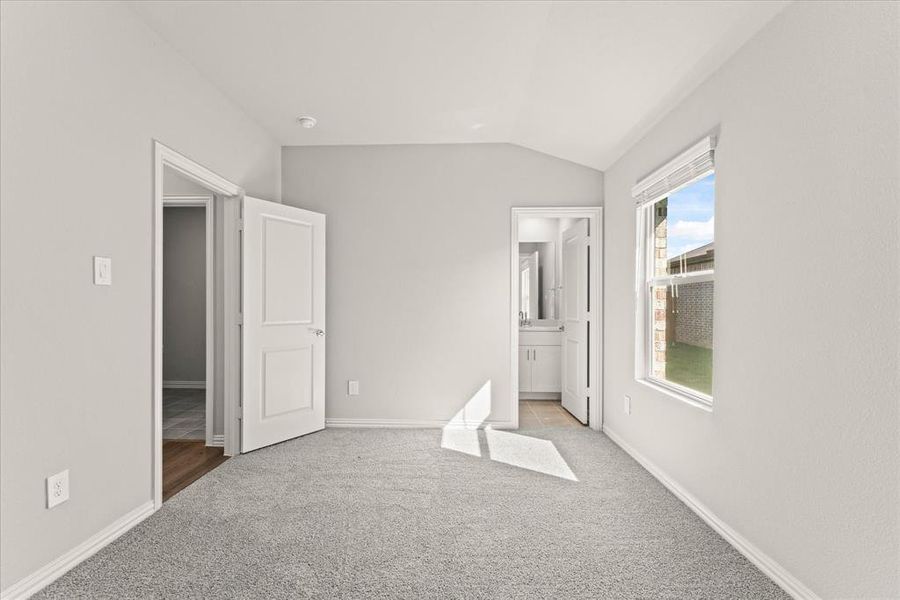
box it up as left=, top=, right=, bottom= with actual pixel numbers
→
left=309, top=328, right=325, bottom=337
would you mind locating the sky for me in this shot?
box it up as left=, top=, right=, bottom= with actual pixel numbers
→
left=666, top=172, right=715, bottom=259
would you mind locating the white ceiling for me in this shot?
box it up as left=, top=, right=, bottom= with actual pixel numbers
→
left=130, top=1, right=789, bottom=170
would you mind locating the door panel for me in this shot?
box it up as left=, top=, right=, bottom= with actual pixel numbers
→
left=564, top=338, right=579, bottom=396
left=561, top=220, right=589, bottom=424
left=262, top=347, right=312, bottom=416
left=242, top=196, right=326, bottom=452
left=263, top=217, right=312, bottom=324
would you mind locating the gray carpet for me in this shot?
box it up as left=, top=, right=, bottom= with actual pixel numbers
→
left=37, top=427, right=789, bottom=599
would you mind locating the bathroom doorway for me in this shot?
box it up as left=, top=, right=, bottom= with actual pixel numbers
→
left=510, top=207, right=602, bottom=431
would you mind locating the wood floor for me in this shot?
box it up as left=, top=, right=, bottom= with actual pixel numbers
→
left=162, top=440, right=228, bottom=502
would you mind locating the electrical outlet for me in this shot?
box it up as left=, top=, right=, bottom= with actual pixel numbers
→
left=348, top=380, right=359, bottom=396
left=624, top=395, right=632, bottom=415
left=46, top=470, right=69, bottom=509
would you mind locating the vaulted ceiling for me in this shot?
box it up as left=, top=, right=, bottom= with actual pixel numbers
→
left=130, top=1, right=789, bottom=170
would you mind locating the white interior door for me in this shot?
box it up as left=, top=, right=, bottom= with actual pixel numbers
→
left=242, top=196, right=326, bottom=452
left=561, top=219, right=589, bottom=424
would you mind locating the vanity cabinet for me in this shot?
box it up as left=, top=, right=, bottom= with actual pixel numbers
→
left=518, top=347, right=532, bottom=390
left=521, top=345, right=561, bottom=392
left=519, top=330, right=562, bottom=393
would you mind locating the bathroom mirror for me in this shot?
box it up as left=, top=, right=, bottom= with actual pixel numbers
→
left=519, top=242, right=558, bottom=320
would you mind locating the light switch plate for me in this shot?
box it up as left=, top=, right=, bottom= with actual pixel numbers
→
left=348, top=380, right=359, bottom=396
left=93, top=256, right=112, bottom=285
left=47, top=469, right=69, bottom=509
left=624, top=395, right=631, bottom=415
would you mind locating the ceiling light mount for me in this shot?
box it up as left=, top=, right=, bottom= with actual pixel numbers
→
left=296, top=116, right=317, bottom=129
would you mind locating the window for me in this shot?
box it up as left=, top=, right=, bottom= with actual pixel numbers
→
left=634, top=137, right=715, bottom=405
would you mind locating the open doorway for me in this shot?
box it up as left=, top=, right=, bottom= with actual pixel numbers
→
left=152, top=142, right=326, bottom=507
left=160, top=167, right=227, bottom=501
left=511, top=207, right=602, bottom=431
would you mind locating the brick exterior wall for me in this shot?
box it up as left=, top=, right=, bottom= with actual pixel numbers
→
left=652, top=202, right=668, bottom=378
left=673, top=281, right=714, bottom=349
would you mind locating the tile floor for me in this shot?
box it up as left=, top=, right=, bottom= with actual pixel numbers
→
left=163, top=388, right=206, bottom=440
left=518, top=399, right=584, bottom=428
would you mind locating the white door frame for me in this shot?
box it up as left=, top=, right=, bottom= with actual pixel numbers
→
left=510, top=207, right=603, bottom=431
left=162, top=195, right=215, bottom=447
left=153, top=141, right=243, bottom=509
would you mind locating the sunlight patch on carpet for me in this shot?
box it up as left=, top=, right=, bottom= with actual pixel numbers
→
left=485, top=428, right=578, bottom=481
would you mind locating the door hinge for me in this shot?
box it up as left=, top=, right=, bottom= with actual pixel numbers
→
left=237, top=218, right=244, bottom=231
left=236, top=313, right=243, bottom=325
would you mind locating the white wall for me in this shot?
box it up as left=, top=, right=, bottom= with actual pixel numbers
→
left=602, top=2, right=899, bottom=598
left=162, top=207, right=206, bottom=383
left=518, top=217, right=559, bottom=243
left=0, top=1, right=280, bottom=590
left=164, top=167, right=215, bottom=196
left=282, top=144, right=602, bottom=424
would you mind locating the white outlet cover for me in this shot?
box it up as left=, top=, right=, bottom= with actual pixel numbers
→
left=93, top=256, right=112, bottom=285
left=47, top=469, right=70, bottom=509
left=624, top=395, right=632, bottom=415
left=348, top=380, right=359, bottom=396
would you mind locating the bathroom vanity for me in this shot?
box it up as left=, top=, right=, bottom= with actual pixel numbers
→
left=519, top=326, right=562, bottom=396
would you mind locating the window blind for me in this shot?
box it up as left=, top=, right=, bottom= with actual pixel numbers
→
left=632, top=136, right=716, bottom=206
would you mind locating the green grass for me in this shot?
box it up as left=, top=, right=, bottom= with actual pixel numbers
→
left=665, top=342, right=713, bottom=396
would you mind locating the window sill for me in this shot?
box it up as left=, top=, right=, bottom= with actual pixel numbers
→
left=636, top=378, right=713, bottom=413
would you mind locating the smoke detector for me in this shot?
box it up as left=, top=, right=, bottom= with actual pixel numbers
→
left=296, top=116, right=317, bottom=129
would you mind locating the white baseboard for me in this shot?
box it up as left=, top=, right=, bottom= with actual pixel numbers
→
left=519, top=392, right=561, bottom=400
left=601, top=426, right=819, bottom=600
left=0, top=500, right=155, bottom=600
left=208, top=434, right=225, bottom=447
left=326, top=418, right=516, bottom=430
left=162, top=380, right=205, bottom=389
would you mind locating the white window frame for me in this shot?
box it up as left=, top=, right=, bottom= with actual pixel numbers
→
left=634, top=137, right=716, bottom=410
